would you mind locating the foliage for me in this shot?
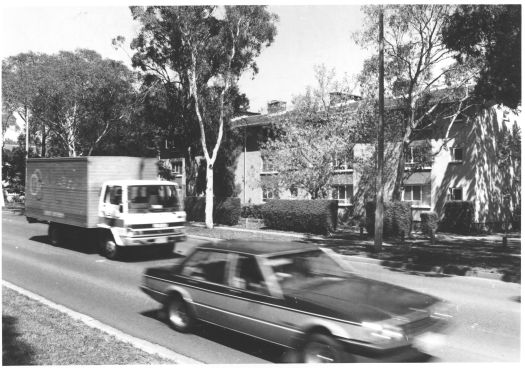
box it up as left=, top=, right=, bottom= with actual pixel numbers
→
left=261, top=199, right=338, bottom=235
left=261, top=65, right=366, bottom=200
left=184, top=196, right=241, bottom=226
left=354, top=5, right=477, bottom=200
left=2, top=136, right=38, bottom=193
left=366, top=201, right=412, bottom=238
left=420, top=211, right=439, bottom=236
left=129, top=6, right=277, bottom=228
left=2, top=50, right=138, bottom=157
left=241, top=204, right=265, bottom=219
left=442, top=5, right=521, bottom=109
left=439, top=201, right=474, bottom=234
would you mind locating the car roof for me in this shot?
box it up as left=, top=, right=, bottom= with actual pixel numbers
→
left=196, top=239, right=319, bottom=257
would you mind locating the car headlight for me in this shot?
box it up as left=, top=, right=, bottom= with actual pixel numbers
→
left=362, top=321, right=406, bottom=342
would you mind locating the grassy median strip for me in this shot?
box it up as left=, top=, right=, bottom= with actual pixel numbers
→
left=2, top=287, right=176, bottom=365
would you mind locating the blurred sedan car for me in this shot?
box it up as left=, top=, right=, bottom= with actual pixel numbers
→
left=140, top=240, right=452, bottom=363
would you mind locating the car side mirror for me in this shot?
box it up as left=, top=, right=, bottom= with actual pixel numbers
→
left=119, top=204, right=123, bottom=213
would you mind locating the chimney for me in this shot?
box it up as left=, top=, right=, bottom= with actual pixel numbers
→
left=267, top=100, right=287, bottom=114
left=329, top=92, right=362, bottom=106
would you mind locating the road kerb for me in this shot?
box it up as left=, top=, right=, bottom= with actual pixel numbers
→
left=2, top=280, right=203, bottom=365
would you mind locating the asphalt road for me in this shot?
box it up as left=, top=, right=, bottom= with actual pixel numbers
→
left=2, top=212, right=521, bottom=363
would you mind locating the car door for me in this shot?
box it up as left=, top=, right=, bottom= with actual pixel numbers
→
left=178, top=249, right=233, bottom=324
left=224, top=253, right=297, bottom=346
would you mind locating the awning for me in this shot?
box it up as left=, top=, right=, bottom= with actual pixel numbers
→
left=403, top=171, right=431, bottom=185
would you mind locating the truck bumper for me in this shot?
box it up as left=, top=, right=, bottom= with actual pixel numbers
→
left=120, top=233, right=187, bottom=246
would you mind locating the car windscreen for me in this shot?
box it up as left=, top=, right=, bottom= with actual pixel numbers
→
left=266, top=250, right=347, bottom=290
left=127, top=185, right=181, bottom=213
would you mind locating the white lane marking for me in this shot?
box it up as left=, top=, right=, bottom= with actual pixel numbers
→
left=2, top=280, right=202, bottom=365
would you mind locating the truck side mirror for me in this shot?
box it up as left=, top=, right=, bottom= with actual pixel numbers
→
left=119, top=204, right=123, bottom=213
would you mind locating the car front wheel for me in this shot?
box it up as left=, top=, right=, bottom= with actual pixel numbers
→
left=166, top=295, right=193, bottom=333
left=301, top=333, right=345, bottom=363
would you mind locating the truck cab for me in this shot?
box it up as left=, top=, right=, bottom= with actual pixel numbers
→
left=98, top=180, right=187, bottom=259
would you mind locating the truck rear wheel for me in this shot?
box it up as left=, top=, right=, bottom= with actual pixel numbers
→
left=48, top=223, right=62, bottom=246
left=99, top=234, right=121, bottom=260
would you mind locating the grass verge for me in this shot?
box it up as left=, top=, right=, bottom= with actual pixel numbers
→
left=2, top=286, right=176, bottom=365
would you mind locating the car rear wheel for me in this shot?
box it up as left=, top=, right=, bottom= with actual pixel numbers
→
left=301, top=333, right=344, bottom=363
left=166, top=295, right=193, bottom=333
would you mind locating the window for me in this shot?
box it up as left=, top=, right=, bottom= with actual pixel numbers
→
left=104, top=186, right=122, bottom=205
left=403, top=185, right=422, bottom=201
left=261, top=157, right=277, bottom=173
left=406, top=145, right=432, bottom=166
left=231, top=255, right=269, bottom=295
left=332, top=152, right=353, bottom=171
left=449, top=187, right=463, bottom=201
left=171, top=161, right=183, bottom=175
left=181, top=250, right=229, bottom=285
left=451, top=147, right=463, bottom=162
left=289, top=185, right=298, bottom=198
left=262, top=188, right=279, bottom=202
left=332, top=185, right=353, bottom=205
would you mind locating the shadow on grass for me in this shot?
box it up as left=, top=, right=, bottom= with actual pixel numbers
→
left=2, top=315, right=35, bottom=365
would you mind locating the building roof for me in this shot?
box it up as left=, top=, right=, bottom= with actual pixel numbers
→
left=197, top=239, right=319, bottom=256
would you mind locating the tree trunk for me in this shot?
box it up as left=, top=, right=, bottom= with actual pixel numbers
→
left=205, top=162, right=214, bottom=229
left=392, top=141, right=407, bottom=201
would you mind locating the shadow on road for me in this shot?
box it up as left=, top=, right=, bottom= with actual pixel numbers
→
left=29, top=235, right=185, bottom=262
left=2, top=315, right=35, bottom=365
left=139, top=308, right=291, bottom=363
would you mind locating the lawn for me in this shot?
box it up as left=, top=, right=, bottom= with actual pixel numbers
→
left=2, top=287, right=176, bottom=365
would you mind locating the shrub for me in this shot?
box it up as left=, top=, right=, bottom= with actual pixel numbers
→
left=439, top=201, right=474, bottom=234
left=184, top=197, right=241, bottom=226
left=420, top=211, right=438, bottom=236
left=241, top=204, right=265, bottom=219
left=366, top=201, right=412, bottom=238
left=261, top=200, right=338, bottom=235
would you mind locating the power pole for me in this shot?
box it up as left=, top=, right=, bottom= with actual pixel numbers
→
left=373, top=6, right=385, bottom=253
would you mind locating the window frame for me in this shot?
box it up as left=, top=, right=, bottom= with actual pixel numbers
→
left=262, top=187, right=279, bottom=202
left=331, top=184, right=353, bottom=205
left=451, top=147, right=464, bottom=163
left=449, top=187, right=463, bottom=201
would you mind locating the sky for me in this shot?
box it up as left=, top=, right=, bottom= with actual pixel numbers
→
left=1, top=1, right=370, bottom=121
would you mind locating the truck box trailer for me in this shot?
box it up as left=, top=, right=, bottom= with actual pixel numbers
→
left=25, top=156, right=186, bottom=259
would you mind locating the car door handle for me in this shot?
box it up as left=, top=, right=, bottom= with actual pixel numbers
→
left=228, top=288, right=243, bottom=295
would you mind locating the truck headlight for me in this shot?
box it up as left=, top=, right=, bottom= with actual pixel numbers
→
left=126, top=227, right=135, bottom=236
left=362, top=322, right=406, bottom=342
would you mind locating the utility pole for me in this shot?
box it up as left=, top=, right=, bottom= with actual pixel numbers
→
left=373, top=6, right=385, bottom=253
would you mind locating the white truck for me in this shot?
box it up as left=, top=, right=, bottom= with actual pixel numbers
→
left=25, top=156, right=186, bottom=259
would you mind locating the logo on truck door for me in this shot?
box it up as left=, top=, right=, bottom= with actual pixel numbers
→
left=29, top=169, right=43, bottom=199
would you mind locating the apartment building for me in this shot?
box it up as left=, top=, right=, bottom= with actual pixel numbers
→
left=231, top=94, right=520, bottom=229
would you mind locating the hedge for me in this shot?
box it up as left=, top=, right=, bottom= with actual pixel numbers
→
left=420, top=211, right=438, bottom=237
left=439, top=201, right=474, bottom=234
left=184, top=197, right=241, bottom=226
left=241, top=204, right=265, bottom=219
left=365, top=201, right=412, bottom=238
left=261, top=199, right=338, bottom=235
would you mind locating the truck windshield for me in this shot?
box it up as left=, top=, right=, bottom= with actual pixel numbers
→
left=127, top=185, right=181, bottom=213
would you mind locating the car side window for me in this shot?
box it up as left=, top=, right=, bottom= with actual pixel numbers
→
left=181, top=249, right=228, bottom=285
left=231, top=255, right=269, bottom=295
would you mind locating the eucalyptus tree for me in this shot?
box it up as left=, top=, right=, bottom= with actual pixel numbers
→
left=354, top=5, right=478, bottom=200
left=129, top=6, right=277, bottom=228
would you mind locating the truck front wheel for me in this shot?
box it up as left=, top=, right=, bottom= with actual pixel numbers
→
left=99, top=234, right=121, bottom=260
